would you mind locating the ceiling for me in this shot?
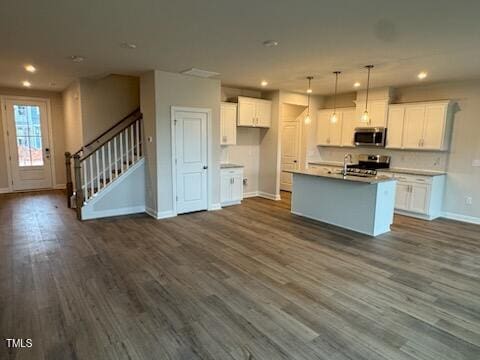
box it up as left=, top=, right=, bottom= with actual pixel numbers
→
left=1, top=0, right=480, bottom=95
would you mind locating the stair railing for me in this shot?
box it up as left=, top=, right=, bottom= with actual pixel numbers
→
left=65, top=110, right=143, bottom=219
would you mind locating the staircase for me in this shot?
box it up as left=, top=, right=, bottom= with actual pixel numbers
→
left=65, top=109, right=144, bottom=220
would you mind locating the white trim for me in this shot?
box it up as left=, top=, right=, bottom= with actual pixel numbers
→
left=441, top=212, right=480, bottom=225
left=53, top=184, right=66, bottom=190
left=0, top=187, right=10, bottom=194
left=258, top=191, right=281, bottom=201
left=210, top=203, right=222, bottom=210
left=394, top=209, right=436, bottom=221
left=0, top=95, right=55, bottom=191
left=171, top=106, right=212, bottom=216
left=82, top=205, right=146, bottom=221
left=243, top=191, right=259, bottom=198
left=145, top=207, right=176, bottom=220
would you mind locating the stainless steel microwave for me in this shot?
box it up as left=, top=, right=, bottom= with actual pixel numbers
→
left=354, top=127, right=387, bottom=147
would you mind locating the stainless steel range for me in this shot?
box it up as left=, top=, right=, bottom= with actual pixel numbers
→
left=345, top=154, right=391, bottom=177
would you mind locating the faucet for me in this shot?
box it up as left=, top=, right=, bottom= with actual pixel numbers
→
left=343, top=153, right=353, bottom=176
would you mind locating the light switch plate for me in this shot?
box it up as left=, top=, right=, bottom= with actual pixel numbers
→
left=472, top=159, right=480, bottom=167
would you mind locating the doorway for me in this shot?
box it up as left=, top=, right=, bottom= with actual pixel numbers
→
left=280, top=104, right=307, bottom=192
left=172, top=107, right=211, bottom=214
left=2, top=97, right=53, bottom=191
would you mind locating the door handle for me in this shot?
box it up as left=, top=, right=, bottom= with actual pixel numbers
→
left=293, top=160, right=297, bottom=163
left=203, top=165, right=208, bottom=170
left=45, top=148, right=51, bottom=159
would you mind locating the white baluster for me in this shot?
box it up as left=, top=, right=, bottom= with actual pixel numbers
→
left=135, top=120, right=140, bottom=161
left=125, top=127, right=129, bottom=170
left=130, top=124, right=134, bottom=165
left=108, top=141, right=112, bottom=183
left=96, top=151, right=100, bottom=193
left=114, top=137, right=118, bottom=179
left=120, top=132, right=124, bottom=173
left=89, top=156, right=94, bottom=198
left=101, top=146, right=106, bottom=189
left=83, top=160, right=88, bottom=201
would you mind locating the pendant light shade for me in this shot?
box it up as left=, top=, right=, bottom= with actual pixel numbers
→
left=360, top=65, right=374, bottom=124
left=330, top=71, right=341, bottom=124
left=305, top=76, right=313, bottom=124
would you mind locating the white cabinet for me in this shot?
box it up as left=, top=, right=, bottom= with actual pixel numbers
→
left=378, top=171, right=445, bottom=220
left=316, top=108, right=354, bottom=147
left=386, top=101, right=452, bottom=151
left=237, top=96, right=271, bottom=128
left=355, top=99, right=389, bottom=128
left=220, top=102, right=237, bottom=145
left=220, top=167, right=244, bottom=206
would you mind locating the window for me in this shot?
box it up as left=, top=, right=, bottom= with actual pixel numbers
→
left=13, top=105, right=44, bottom=166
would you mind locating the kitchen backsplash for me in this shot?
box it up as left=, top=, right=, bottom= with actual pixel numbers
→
left=309, top=147, right=448, bottom=171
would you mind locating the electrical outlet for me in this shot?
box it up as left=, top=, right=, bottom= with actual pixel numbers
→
left=472, top=159, right=480, bottom=167
left=465, top=196, right=473, bottom=205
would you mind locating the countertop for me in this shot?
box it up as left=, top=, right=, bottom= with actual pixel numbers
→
left=379, top=168, right=446, bottom=177
left=308, top=161, right=446, bottom=177
left=220, top=163, right=244, bottom=169
left=286, top=169, right=395, bottom=184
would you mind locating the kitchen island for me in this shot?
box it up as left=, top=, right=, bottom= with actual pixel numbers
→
left=288, top=169, right=397, bottom=236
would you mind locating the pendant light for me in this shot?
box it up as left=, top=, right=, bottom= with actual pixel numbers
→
left=360, top=65, right=374, bottom=124
left=330, top=71, right=341, bottom=124
left=304, top=76, right=313, bottom=124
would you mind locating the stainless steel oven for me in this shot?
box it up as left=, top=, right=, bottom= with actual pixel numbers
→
left=354, top=127, right=387, bottom=147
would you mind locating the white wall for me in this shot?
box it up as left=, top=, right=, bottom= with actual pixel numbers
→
left=311, top=80, right=480, bottom=220
left=80, top=75, right=139, bottom=144
left=62, top=81, right=83, bottom=154
left=141, top=70, right=221, bottom=215
left=0, top=87, right=66, bottom=189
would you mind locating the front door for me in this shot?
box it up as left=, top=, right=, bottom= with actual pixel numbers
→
left=4, top=99, right=53, bottom=191
left=174, top=109, right=208, bottom=214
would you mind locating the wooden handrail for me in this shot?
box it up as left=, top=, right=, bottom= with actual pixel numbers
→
left=72, top=108, right=141, bottom=157
left=80, top=113, right=142, bottom=162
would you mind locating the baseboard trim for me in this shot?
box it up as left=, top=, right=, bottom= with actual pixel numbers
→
left=82, top=205, right=145, bottom=220
left=209, top=203, right=222, bottom=211
left=243, top=191, right=259, bottom=198
left=53, top=184, right=66, bottom=190
left=146, top=207, right=177, bottom=220
left=258, top=192, right=281, bottom=201
left=0, top=187, right=11, bottom=194
left=441, top=212, right=480, bottom=225
left=394, top=210, right=436, bottom=221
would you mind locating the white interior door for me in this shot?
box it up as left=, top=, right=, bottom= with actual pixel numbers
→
left=174, top=110, right=208, bottom=214
left=5, top=98, right=53, bottom=191
left=280, top=118, right=301, bottom=192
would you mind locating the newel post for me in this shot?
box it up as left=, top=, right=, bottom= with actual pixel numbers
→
left=73, top=155, right=83, bottom=220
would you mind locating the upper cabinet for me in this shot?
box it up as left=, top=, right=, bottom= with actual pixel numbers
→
left=354, top=99, right=389, bottom=128
left=220, top=102, right=237, bottom=145
left=237, top=96, right=272, bottom=128
left=386, top=101, right=452, bottom=151
left=316, top=108, right=355, bottom=147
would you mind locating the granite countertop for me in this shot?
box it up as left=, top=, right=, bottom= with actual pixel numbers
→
left=220, top=163, right=244, bottom=169
left=308, top=161, right=446, bottom=177
left=286, top=169, right=395, bottom=184
left=380, top=168, right=446, bottom=177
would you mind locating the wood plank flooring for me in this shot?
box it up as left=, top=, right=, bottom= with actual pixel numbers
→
left=1, top=190, right=479, bottom=360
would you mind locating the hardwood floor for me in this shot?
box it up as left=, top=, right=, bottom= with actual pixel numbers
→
left=1, top=190, right=479, bottom=360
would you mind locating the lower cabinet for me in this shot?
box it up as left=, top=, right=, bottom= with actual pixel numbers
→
left=378, top=172, right=445, bottom=220
left=220, top=167, right=244, bottom=206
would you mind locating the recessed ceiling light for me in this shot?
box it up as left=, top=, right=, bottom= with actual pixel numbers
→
left=70, top=55, right=85, bottom=63
left=417, top=71, right=427, bottom=79
left=306, top=88, right=313, bottom=94
left=22, top=80, right=32, bottom=87
left=354, top=82, right=361, bottom=88
left=261, top=80, right=268, bottom=87
left=263, top=40, right=279, bottom=47
left=25, top=65, right=36, bottom=73
left=120, top=42, right=137, bottom=49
